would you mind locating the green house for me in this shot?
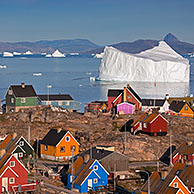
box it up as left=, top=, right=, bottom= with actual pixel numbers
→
left=6, top=83, right=38, bottom=112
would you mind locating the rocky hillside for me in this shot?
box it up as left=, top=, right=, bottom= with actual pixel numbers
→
left=0, top=106, right=193, bottom=162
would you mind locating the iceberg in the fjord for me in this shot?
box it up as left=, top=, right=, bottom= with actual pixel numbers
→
left=52, top=50, right=65, bottom=57
left=99, top=41, right=190, bottom=82
left=3, top=52, right=13, bottom=57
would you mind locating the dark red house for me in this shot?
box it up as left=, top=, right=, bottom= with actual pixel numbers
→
left=108, top=84, right=142, bottom=111
left=172, top=141, right=194, bottom=166
left=0, top=153, right=36, bottom=192
left=131, top=113, right=168, bottom=136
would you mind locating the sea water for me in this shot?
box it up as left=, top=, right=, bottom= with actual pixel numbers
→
left=0, top=55, right=194, bottom=112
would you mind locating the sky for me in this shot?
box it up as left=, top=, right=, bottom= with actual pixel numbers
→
left=0, top=0, right=194, bottom=46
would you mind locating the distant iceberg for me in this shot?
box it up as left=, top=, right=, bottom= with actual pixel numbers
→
left=33, top=72, right=42, bottom=76
left=69, top=52, right=79, bottom=55
left=3, top=52, right=13, bottom=57
left=13, top=52, right=21, bottom=55
left=52, top=50, right=65, bottom=57
left=24, top=50, right=33, bottom=55
left=0, top=64, right=7, bottom=68
left=45, top=54, right=52, bottom=58
left=94, top=52, right=104, bottom=58
left=99, top=41, right=190, bottom=82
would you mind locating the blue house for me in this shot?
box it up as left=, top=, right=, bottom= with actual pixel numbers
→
left=38, top=94, right=81, bottom=112
left=66, top=155, right=109, bottom=193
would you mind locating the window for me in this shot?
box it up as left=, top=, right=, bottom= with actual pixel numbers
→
left=71, top=146, right=76, bottom=152
left=11, top=98, right=14, bottom=103
left=191, top=187, right=194, bottom=193
left=66, top=101, right=70, bottom=106
left=19, top=152, right=23, bottom=158
left=21, top=98, right=26, bottom=103
left=58, top=101, right=62, bottom=106
left=173, top=182, right=178, bottom=188
left=128, top=95, right=131, bottom=99
left=93, top=178, right=98, bottom=184
left=94, top=165, right=98, bottom=170
left=44, top=145, right=48, bottom=151
left=70, top=175, right=74, bottom=183
left=60, top=146, right=65, bottom=152
left=9, top=178, right=15, bottom=184
left=143, top=123, right=147, bottom=128
left=8, top=90, right=13, bottom=95
left=185, top=106, right=188, bottom=110
left=65, top=136, right=70, bottom=142
left=10, top=161, right=15, bottom=167
left=19, top=141, right=24, bottom=146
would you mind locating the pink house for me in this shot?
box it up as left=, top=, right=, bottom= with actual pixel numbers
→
left=117, top=102, right=135, bottom=114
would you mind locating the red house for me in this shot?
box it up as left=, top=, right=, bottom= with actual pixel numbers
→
left=0, top=152, right=36, bottom=192
left=172, top=141, right=194, bottom=166
left=131, top=113, right=168, bottom=136
left=108, top=84, right=142, bottom=111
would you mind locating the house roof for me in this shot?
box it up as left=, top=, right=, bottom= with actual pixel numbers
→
left=127, top=86, right=142, bottom=102
left=38, top=94, right=73, bottom=101
left=79, top=147, right=113, bottom=161
left=143, top=113, right=159, bottom=123
left=10, top=85, right=37, bottom=97
left=117, top=102, right=135, bottom=106
left=142, top=99, right=165, bottom=107
left=41, top=129, right=68, bottom=146
left=107, top=89, right=123, bottom=97
left=141, top=163, right=193, bottom=194
left=169, top=101, right=186, bottom=113
left=0, top=135, right=12, bottom=149
left=173, top=142, right=194, bottom=157
left=131, top=112, right=148, bottom=126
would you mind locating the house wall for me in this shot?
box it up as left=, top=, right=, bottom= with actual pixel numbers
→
left=56, top=133, right=79, bottom=157
left=125, top=89, right=141, bottom=110
left=113, top=95, right=123, bottom=108
left=117, top=103, right=134, bottom=114
left=179, top=104, right=194, bottom=117
left=40, top=144, right=56, bottom=158
left=169, top=176, right=190, bottom=194
left=15, top=97, right=37, bottom=107
left=108, top=96, right=120, bottom=109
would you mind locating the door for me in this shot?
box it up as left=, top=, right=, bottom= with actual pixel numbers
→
left=88, top=179, right=92, bottom=191
left=2, top=177, right=8, bottom=192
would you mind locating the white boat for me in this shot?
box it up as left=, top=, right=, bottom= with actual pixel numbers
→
left=0, top=65, right=7, bottom=69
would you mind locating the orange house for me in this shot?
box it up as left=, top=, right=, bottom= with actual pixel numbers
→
left=40, top=129, right=79, bottom=161
left=169, top=101, right=194, bottom=118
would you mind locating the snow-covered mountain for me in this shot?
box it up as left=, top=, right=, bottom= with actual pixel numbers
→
left=99, top=41, right=190, bottom=82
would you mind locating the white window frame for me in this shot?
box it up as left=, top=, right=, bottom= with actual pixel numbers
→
left=8, top=90, right=13, bottom=95
left=19, top=152, right=23, bottom=158
left=93, top=178, right=98, bottom=184
left=21, top=98, right=26, bottom=103
left=71, top=145, right=76, bottom=152
left=9, top=178, right=15, bottom=184
left=10, top=161, right=15, bottom=167
left=65, top=136, right=70, bottom=142
left=44, top=145, right=48, bottom=151
left=94, top=165, right=98, bottom=170
left=19, top=141, right=24, bottom=146
left=58, top=101, right=63, bottom=106
left=60, top=146, right=65, bottom=152
left=66, top=101, right=70, bottom=106
left=11, top=98, right=14, bottom=103
left=173, top=182, right=178, bottom=188
left=191, top=187, right=194, bottom=193
left=143, top=123, right=147, bottom=128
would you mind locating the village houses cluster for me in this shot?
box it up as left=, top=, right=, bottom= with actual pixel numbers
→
left=0, top=83, right=194, bottom=193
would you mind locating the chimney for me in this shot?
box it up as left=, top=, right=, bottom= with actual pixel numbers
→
left=12, top=132, right=17, bottom=140
left=165, top=94, right=169, bottom=100
left=83, top=154, right=90, bottom=163
left=0, top=149, right=6, bottom=158
left=124, top=87, right=127, bottom=102
left=57, top=128, right=62, bottom=133
left=21, top=83, right=25, bottom=88
left=127, top=84, right=130, bottom=88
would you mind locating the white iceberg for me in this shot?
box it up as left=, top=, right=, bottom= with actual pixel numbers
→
left=99, top=41, right=190, bottom=82
left=3, top=52, right=13, bottom=57
left=33, top=72, right=42, bottom=76
left=69, top=52, right=79, bottom=55
left=94, top=52, right=104, bottom=58
left=45, top=54, right=52, bottom=58
left=0, top=65, right=7, bottom=68
left=24, top=50, right=33, bottom=55
left=52, top=50, right=65, bottom=57
left=13, top=52, right=21, bottom=55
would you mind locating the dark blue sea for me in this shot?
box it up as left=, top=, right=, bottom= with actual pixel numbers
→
left=0, top=55, right=194, bottom=112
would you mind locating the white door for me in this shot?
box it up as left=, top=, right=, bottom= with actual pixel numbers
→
left=88, top=179, right=92, bottom=191
left=2, top=177, right=8, bottom=192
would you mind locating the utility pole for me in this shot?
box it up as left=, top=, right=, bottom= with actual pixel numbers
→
left=71, top=150, right=74, bottom=190
left=28, top=126, right=30, bottom=144
left=124, top=123, right=127, bottom=153
left=170, top=130, right=172, bottom=166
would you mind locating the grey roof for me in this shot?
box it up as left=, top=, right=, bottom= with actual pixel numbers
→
left=79, top=147, right=113, bottom=160
left=169, top=101, right=186, bottom=112
left=142, top=99, right=165, bottom=107
left=10, top=85, right=37, bottom=97
left=41, top=129, right=67, bottom=146
left=38, top=94, right=73, bottom=101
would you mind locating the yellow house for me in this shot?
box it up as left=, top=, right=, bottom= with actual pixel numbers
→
left=169, top=101, right=194, bottom=117
left=40, top=129, right=79, bottom=161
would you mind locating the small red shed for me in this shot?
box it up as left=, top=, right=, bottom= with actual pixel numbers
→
left=131, top=113, right=168, bottom=136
